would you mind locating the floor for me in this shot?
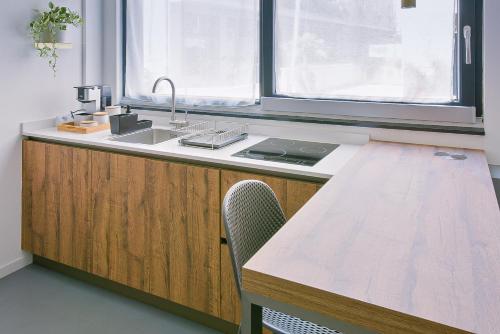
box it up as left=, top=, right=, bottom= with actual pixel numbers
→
left=0, top=265, right=221, bottom=334
left=493, top=178, right=500, bottom=207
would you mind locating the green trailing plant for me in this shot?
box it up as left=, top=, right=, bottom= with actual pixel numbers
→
left=29, top=2, right=83, bottom=75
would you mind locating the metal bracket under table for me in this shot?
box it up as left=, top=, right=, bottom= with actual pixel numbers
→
left=241, top=291, right=376, bottom=334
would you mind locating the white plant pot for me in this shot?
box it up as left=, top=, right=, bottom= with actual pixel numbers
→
left=39, top=31, right=53, bottom=43
left=55, top=29, right=69, bottom=43
left=40, top=28, right=69, bottom=43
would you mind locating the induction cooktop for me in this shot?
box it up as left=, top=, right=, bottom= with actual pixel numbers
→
left=233, top=138, right=339, bottom=167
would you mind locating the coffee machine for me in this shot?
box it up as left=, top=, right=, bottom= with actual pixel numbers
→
left=74, top=85, right=112, bottom=113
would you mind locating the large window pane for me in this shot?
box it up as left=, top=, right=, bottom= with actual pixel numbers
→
left=126, top=0, right=260, bottom=106
left=275, top=0, right=457, bottom=104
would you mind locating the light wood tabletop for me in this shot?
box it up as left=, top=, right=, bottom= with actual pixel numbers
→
left=242, top=141, right=500, bottom=334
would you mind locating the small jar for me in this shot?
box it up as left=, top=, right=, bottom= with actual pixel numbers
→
left=93, top=112, right=110, bottom=124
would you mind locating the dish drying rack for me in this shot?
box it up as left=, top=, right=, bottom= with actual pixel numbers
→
left=179, top=121, right=248, bottom=149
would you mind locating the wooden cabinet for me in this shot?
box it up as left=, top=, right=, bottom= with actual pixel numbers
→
left=219, top=170, right=323, bottom=324
left=22, top=140, right=322, bottom=324
left=92, top=152, right=151, bottom=291
left=220, top=170, right=322, bottom=224
left=23, top=141, right=221, bottom=317
left=145, top=158, right=221, bottom=317
left=22, top=141, right=92, bottom=272
left=90, top=150, right=112, bottom=279
left=90, top=151, right=221, bottom=316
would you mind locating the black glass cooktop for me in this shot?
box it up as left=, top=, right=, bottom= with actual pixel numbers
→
left=233, top=138, right=339, bottom=167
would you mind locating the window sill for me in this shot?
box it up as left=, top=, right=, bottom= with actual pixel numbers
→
left=262, top=97, right=477, bottom=124
left=120, top=98, right=485, bottom=136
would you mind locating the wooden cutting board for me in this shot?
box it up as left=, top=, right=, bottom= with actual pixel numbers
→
left=57, top=122, right=110, bottom=134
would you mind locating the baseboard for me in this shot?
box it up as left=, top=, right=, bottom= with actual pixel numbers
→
left=0, top=254, right=33, bottom=279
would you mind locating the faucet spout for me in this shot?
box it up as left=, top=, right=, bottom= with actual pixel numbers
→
left=152, top=76, right=188, bottom=127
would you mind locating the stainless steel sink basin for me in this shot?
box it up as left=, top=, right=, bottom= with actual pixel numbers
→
left=111, top=128, right=186, bottom=145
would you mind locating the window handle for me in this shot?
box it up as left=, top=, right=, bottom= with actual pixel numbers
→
left=464, top=25, right=472, bottom=65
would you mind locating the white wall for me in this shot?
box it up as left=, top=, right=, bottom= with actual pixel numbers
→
left=483, top=0, right=500, bottom=166
left=83, top=0, right=103, bottom=84
left=0, top=0, right=83, bottom=278
left=103, top=0, right=123, bottom=104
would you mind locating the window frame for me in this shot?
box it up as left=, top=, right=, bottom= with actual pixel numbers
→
left=122, top=0, right=483, bottom=124
left=260, top=0, right=482, bottom=123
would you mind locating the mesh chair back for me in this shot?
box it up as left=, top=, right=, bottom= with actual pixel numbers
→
left=222, top=180, right=286, bottom=296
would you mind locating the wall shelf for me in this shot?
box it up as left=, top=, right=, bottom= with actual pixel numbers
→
left=34, top=43, right=73, bottom=49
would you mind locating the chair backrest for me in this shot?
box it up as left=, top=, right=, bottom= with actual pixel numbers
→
left=222, top=180, right=286, bottom=296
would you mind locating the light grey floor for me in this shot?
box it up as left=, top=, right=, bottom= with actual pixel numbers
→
left=0, top=265, right=221, bottom=334
left=493, top=178, right=500, bottom=207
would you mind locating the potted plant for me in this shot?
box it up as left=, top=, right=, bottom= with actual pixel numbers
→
left=29, top=2, right=83, bottom=75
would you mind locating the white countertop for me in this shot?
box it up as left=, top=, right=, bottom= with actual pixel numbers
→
left=21, top=118, right=365, bottom=180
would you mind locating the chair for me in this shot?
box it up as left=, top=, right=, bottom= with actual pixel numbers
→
left=222, top=180, right=342, bottom=334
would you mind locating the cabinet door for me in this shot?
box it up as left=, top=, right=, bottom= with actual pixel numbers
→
left=91, top=152, right=221, bottom=316
left=148, top=159, right=221, bottom=317
left=91, top=151, right=111, bottom=278
left=110, top=153, right=151, bottom=291
left=91, top=152, right=150, bottom=291
left=22, top=141, right=92, bottom=272
left=219, top=170, right=323, bottom=324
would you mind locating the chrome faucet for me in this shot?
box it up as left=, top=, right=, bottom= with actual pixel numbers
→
left=152, top=76, right=189, bottom=128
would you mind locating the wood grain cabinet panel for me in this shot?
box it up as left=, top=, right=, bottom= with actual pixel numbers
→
left=22, top=140, right=92, bottom=272
left=86, top=151, right=151, bottom=290
left=148, top=159, right=221, bottom=317
left=90, top=150, right=111, bottom=279
left=22, top=140, right=318, bottom=323
left=285, top=180, right=323, bottom=219
left=90, top=151, right=221, bottom=316
left=219, top=170, right=323, bottom=324
left=108, top=153, right=150, bottom=291
left=220, top=243, right=243, bottom=324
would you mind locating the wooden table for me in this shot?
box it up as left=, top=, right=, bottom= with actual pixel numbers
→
left=241, top=141, right=500, bottom=334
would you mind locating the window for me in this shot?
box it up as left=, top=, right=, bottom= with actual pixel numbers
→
left=275, top=0, right=457, bottom=104
left=123, top=0, right=482, bottom=123
left=125, top=0, right=260, bottom=106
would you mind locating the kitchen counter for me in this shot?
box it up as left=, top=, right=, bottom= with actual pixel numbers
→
left=21, top=118, right=365, bottom=180
left=21, top=117, right=500, bottom=333
left=242, top=141, right=500, bottom=334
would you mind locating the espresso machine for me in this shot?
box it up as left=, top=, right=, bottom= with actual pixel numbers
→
left=74, top=85, right=112, bottom=113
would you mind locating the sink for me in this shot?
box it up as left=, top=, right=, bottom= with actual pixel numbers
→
left=110, top=128, right=186, bottom=145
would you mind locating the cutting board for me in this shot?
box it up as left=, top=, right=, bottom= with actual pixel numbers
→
left=57, top=122, right=110, bottom=134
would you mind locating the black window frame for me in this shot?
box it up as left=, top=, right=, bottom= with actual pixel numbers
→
left=122, top=0, right=483, bottom=118
left=261, top=0, right=483, bottom=116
